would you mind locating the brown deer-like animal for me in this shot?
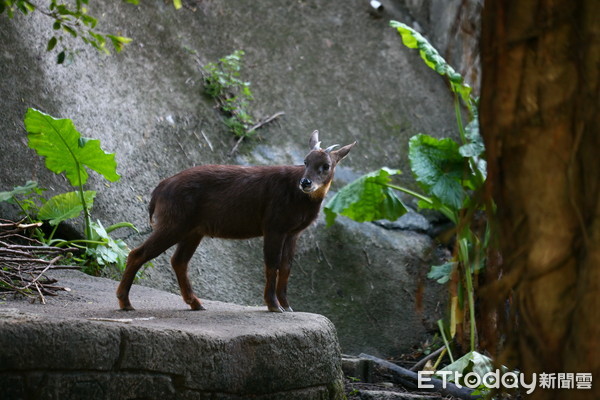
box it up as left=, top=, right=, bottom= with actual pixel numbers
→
left=116, top=130, right=355, bottom=312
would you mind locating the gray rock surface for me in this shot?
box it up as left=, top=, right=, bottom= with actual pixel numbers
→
left=0, top=270, right=344, bottom=400
left=0, top=0, right=471, bottom=356
left=289, top=216, right=446, bottom=355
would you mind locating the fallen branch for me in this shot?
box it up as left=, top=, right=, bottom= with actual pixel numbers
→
left=0, top=219, right=78, bottom=302
left=246, top=111, right=286, bottom=134
left=358, top=353, right=480, bottom=400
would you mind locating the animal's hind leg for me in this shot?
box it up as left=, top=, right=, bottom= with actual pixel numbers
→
left=171, top=232, right=205, bottom=310
left=117, top=229, right=180, bottom=310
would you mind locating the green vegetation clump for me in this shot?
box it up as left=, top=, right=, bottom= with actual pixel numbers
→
left=0, top=0, right=138, bottom=63
left=324, top=21, right=492, bottom=372
left=0, top=108, right=144, bottom=279
left=0, top=0, right=183, bottom=63
left=202, top=50, right=256, bottom=138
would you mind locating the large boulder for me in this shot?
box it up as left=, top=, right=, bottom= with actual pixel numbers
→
left=0, top=0, right=457, bottom=355
left=0, top=271, right=344, bottom=400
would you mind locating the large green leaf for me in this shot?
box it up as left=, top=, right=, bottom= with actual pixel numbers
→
left=24, top=108, right=120, bottom=187
left=409, top=134, right=466, bottom=211
left=324, top=168, right=408, bottom=226
left=38, top=191, right=96, bottom=225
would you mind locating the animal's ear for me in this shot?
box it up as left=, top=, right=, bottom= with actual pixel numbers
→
left=309, top=130, right=321, bottom=151
left=331, top=141, right=357, bottom=163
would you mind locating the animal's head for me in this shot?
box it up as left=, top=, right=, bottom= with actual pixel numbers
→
left=300, top=130, right=356, bottom=200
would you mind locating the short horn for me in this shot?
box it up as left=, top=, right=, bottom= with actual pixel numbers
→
left=324, top=144, right=340, bottom=153
left=309, top=130, right=321, bottom=151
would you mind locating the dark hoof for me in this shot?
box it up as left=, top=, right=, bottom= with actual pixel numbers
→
left=189, top=299, right=206, bottom=311
left=268, top=305, right=285, bottom=313
left=283, top=306, right=293, bottom=312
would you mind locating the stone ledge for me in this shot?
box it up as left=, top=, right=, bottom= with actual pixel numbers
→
left=0, top=271, right=344, bottom=400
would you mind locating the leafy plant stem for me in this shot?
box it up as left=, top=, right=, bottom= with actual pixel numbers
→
left=48, top=222, right=59, bottom=242
left=459, top=238, right=477, bottom=353
left=77, top=175, right=92, bottom=242
left=453, top=93, right=467, bottom=145
left=438, top=319, right=455, bottom=363
left=384, top=183, right=432, bottom=205
left=432, top=347, right=448, bottom=370
left=384, top=183, right=456, bottom=223
left=105, top=221, right=138, bottom=234
left=49, top=238, right=107, bottom=248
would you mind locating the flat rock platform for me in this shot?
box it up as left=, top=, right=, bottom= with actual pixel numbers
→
left=0, top=270, right=343, bottom=400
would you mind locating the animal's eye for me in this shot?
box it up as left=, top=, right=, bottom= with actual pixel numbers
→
left=304, top=160, right=308, bottom=166
left=322, top=164, right=330, bottom=172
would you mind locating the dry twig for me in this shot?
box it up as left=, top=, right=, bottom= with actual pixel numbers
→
left=0, top=219, right=78, bottom=302
left=229, top=111, right=285, bottom=156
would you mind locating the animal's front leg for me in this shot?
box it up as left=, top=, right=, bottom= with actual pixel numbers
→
left=263, top=232, right=286, bottom=313
left=276, top=234, right=299, bottom=312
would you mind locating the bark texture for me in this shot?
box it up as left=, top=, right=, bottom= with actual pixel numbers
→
left=480, top=1, right=599, bottom=399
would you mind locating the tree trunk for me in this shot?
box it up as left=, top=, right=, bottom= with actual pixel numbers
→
left=480, top=1, right=599, bottom=399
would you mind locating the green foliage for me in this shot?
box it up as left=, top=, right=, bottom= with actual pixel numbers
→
left=390, top=20, right=475, bottom=114
left=202, top=50, right=256, bottom=138
left=81, top=220, right=139, bottom=279
left=0, top=0, right=137, bottom=63
left=324, top=168, right=408, bottom=226
left=326, top=21, right=493, bottom=357
left=24, top=107, right=120, bottom=240
left=0, top=180, right=45, bottom=217
left=24, top=108, right=120, bottom=187
left=0, top=180, right=47, bottom=240
left=408, top=134, right=467, bottom=211
left=37, top=190, right=96, bottom=226
left=1, top=108, right=141, bottom=278
left=390, top=22, right=490, bottom=354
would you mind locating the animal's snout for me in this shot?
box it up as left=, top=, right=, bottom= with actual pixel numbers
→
left=300, top=178, right=312, bottom=191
